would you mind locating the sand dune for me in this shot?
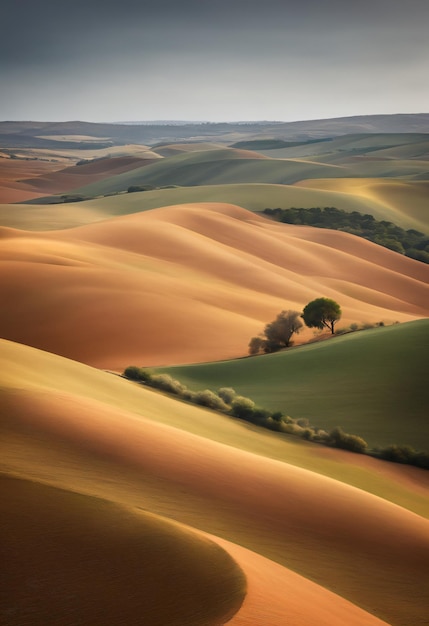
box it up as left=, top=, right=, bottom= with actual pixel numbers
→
left=1, top=340, right=428, bottom=625
left=1, top=475, right=246, bottom=626
left=0, top=203, right=428, bottom=368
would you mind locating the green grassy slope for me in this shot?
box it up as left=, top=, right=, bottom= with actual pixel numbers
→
left=156, top=320, right=429, bottom=451
left=14, top=178, right=428, bottom=231
left=61, top=149, right=346, bottom=198
left=258, top=133, right=429, bottom=159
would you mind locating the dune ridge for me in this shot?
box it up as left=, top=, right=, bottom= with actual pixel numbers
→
left=1, top=474, right=246, bottom=626
left=0, top=203, right=428, bottom=369
left=1, top=340, right=428, bottom=625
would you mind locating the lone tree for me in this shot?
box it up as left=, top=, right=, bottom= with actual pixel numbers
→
left=249, top=310, right=303, bottom=354
left=301, top=298, right=341, bottom=334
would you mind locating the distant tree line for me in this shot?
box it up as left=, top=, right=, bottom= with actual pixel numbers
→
left=263, top=207, right=429, bottom=264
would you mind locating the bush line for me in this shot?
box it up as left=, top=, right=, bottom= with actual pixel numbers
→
left=123, top=367, right=429, bottom=469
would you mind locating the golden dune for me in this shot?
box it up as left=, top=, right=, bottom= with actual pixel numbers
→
left=1, top=340, right=428, bottom=626
left=0, top=203, right=428, bottom=369
left=1, top=475, right=246, bottom=626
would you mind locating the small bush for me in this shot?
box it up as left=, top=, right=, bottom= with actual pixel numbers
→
left=123, top=365, right=143, bottom=381
left=296, top=417, right=310, bottom=428
left=230, top=396, right=256, bottom=420
left=123, top=366, right=152, bottom=382
left=302, top=428, right=315, bottom=441
left=194, top=389, right=229, bottom=411
left=127, top=185, right=155, bottom=193
left=182, top=389, right=197, bottom=402
left=328, top=427, right=368, bottom=453
left=217, top=387, right=237, bottom=404
left=150, top=374, right=185, bottom=395
left=271, top=411, right=283, bottom=422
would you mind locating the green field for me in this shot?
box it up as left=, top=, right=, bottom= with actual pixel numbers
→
left=155, top=320, right=429, bottom=451
left=63, top=149, right=345, bottom=198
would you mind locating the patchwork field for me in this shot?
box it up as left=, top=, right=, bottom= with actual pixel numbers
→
left=1, top=118, right=428, bottom=626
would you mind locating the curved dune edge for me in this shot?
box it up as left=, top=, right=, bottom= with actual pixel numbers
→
left=0, top=473, right=388, bottom=626
left=1, top=337, right=428, bottom=515
left=1, top=349, right=429, bottom=626
left=0, top=202, right=428, bottom=369
left=213, top=537, right=390, bottom=626
left=0, top=474, right=246, bottom=626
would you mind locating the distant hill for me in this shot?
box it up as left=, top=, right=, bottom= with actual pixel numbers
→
left=1, top=114, right=428, bottom=147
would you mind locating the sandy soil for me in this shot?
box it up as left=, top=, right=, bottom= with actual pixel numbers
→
left=1, top=341, right=428, bottom=625
left=0, top=202, right=427, bottom=369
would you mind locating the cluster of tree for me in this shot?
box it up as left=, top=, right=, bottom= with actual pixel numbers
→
left=249, top=298, right=341, bottom=355
left=59, top=194, right=87, bottom=203
left=127, top=185, right=155, bottom=193
left=122, top=367, right=429, bottom=468
left=263, top=207, right=429, bottom=264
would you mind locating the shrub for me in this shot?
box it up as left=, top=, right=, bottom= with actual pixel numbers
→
left=123, top=366, right=152, bottom=382
left=194, top=389, right=229, bottom=411
left=217, top=387, right=237, bottom=404
left=150, top=374, right=185, bottom=395
left=181, top=389, right=197, bottom=402
left=230, top=396, right=256, bottom=420
left=271, top=411, right=283, bottom=422
left=328, top=427, right=368, bottom=453
left=302, top=428, right=315, bottom=440
left=123, top=365, right=143, bottom=381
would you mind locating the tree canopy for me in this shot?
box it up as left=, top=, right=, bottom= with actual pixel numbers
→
left=301, top=298, right=341, bottom=334
left=249, top=310, right=303, bottom=354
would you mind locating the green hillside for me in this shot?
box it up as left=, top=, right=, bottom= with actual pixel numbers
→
left=16, top=183, right=417, bottom=231
left=61, top=148, right=346, bottom=198
left=258, top=133, right=429, bottom=160
left=155, top=320, right=429, bottom=451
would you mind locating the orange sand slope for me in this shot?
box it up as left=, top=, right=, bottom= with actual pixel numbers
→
left=1, top=202, right=428, bottom=369
left=1, top=475, right=246, bottom=626
left=4, top=339, right=427, bottom=625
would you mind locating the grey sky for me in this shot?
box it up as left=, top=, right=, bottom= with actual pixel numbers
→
left=1, top=0, right=428, bottom=122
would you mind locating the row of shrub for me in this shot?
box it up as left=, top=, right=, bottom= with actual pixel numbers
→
left=123, top=366, right=429, bottom=469
left=263, top=207, right=429, bottom=264
left=334, top=321, right=387, bottom=335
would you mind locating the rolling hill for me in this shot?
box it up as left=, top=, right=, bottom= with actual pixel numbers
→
left=156, top=319, right=429, bottom=450
left=1, top=203, right=427, bottom=370
left=57, top=148, right=346, bottom=198
left=1, top=338, right=429, bottom=625
left=1, top=116, right=428, bottom=626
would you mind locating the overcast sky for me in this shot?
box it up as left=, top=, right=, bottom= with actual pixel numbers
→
left=1, top=0, right=428, bottom=122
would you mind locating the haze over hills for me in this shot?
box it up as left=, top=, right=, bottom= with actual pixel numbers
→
left=1, top=113, right=429, bottom=626
left=1, top=114, right=428, bottom=148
